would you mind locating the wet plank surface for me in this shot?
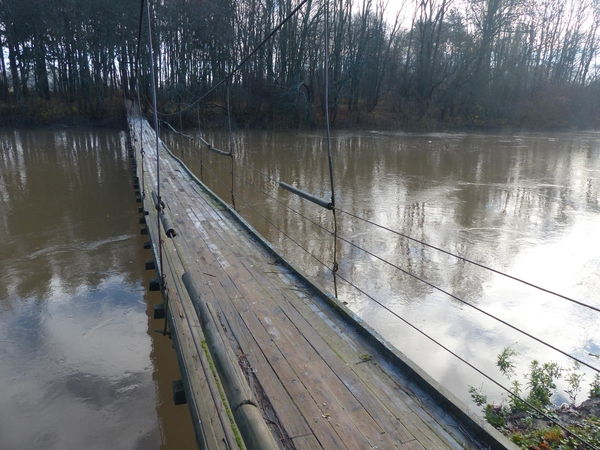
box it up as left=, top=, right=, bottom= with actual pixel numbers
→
left=127, top=103, right=483, bottom=450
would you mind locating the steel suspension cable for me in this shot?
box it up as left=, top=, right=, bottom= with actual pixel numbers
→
left=185, top=148, right=234, bottom=193
left=134, top=0, right=146, bottom=94
left=197, top=108, right=203, bottom=181
left=181, top=143, right=599, bottom=372
left=145, top=0, right=164, bottom=283
left=222, top=136, right=597, bottom=315
left=226, top=83, right=236, bottom=209
left=156, top=121, right=598, bottom=447
left=323, top=0, right=339, bottom=298
left=154, top=131, right=600, bottom=449
left=136, top=84, right=145, bottom=199
left=192, top=142, right=599, bottom=372
left=230, top=193, right=333, bottom=272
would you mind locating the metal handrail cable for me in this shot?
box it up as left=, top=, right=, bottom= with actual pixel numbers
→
left=333, top=272, right=598, bottom=450
left=335, top=206, right=600, bottom=314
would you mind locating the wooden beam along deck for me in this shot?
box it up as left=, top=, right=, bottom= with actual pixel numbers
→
left=125, top=102, right=514, bottom=450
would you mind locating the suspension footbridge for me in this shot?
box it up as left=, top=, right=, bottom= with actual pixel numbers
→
left=126, top=101, right=513, bottom=450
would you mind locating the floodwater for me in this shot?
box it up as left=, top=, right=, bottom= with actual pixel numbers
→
left=0, top=129, right=196, bottom=449
left=2, top=128, right=599, bottom=450
left=166, top=129, right=600, bottom=408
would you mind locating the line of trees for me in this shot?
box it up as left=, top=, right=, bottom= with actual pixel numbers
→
left=1, top=0, right=599, bottom=128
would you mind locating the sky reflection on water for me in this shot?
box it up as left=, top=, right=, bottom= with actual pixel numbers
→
left=0, top=129, right=163, bottom=450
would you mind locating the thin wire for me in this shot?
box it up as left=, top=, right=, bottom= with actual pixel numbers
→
left=150, top=119, right=598, bottom=449
left=186, top=142, right=600, bottom=372
left=144, top=0, right=165, bottom=292
left=323, top=0, right=339, bottom=298
left=133, top=0, right=146, bottom=93
left=173, top=132, right=599, bottom=373
left=226, top=83, right=236, bottom=209
left=197, top=108, right=203, bottom=181
left=333, top=273, right=598, bottom=450
left=235, top=173, right=334, bottom=235
left=188, top=150, right=234, bottom=194
left=238, top=158, right=278, bottom=184
left=136, top=85, right=145, bottom=199
left=157, top=0, right=310, bottom=117
left=227, top=137, right=598, bottom=316
left=333, top=232, right=600, bottom=373
left=335, top=207, right=600, bottom=314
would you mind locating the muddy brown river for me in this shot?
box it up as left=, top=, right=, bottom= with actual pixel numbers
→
left=0, top=129, right=195, bottom=449
left=1, top=127, right=599, bottom=448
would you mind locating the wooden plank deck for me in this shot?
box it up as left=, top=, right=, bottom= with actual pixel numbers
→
left=126, top=102, right=514, bottom=450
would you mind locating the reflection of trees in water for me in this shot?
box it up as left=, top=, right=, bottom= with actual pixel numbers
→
left=0, top=129, right=138, bottom=303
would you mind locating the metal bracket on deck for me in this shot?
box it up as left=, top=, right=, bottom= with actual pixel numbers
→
left=279, top=182, right=333, bottom=210
left=151, top=190, right=178, bottom=238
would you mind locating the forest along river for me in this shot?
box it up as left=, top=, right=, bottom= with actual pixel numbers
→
left=0, top=129, right=195, bottom=450
left=165, top=129, right=600, bottom=409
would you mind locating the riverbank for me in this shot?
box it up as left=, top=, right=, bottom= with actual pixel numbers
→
left=1, top=96, right=597, bottom=132
left=0, top=97, right=125, bottom=128
left=490, top=398, right=600, bottom=449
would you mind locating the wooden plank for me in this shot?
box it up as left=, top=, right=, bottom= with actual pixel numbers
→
left=160, top=181, right=314, bottom=443
left=290, top=434, right=324, bottom=450
left=150, top=142, right=436, bottom=450
left=166, top=177, right=403, bottom=450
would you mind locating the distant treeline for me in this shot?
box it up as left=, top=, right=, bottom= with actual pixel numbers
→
left=1, top=0, right=599, bottom=129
